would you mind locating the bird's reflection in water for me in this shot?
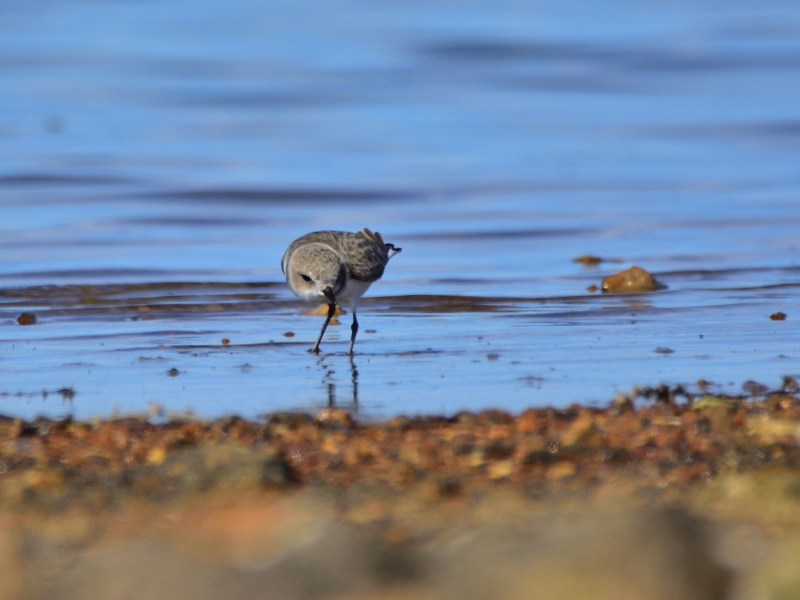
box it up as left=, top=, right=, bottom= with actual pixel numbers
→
left=317, top=355, right=359, bottom=408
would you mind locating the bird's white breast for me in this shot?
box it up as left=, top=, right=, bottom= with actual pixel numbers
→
left=337, top=278, right=372, bottom=311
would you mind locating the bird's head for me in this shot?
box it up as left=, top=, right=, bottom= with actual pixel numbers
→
left=286, top=244, right=346, bottom=304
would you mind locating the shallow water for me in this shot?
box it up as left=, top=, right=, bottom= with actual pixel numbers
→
left=0, top=0, right=799, bottom=419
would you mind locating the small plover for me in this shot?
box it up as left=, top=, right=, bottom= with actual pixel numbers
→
left=281, top=228, right=401, bottom=354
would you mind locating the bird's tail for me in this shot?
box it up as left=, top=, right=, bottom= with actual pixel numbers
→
left=361, top=228, right=402, bottom=259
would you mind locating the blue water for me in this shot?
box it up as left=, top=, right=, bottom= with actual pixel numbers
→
left=0, top=0, right=798, bottom=419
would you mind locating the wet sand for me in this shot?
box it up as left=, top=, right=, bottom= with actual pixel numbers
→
left=3, top=384, right=800, bottom=598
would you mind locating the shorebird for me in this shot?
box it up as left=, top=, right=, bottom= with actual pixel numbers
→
left=281, top=228, right=401, bottom=354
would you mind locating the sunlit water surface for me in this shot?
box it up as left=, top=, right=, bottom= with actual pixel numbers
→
left=0, top=0, right=798, bottom=419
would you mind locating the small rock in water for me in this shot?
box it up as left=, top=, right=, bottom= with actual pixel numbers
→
left=655, top=347, right=675, bottom=354
left=770, top=312, right=787, bottom=320
left=57, top=387, right=75, bottom=400
left=17, top=313, right=37, bottom=325
left=573, top=255, right=604, bottom=266
left=602, top=266, right=659, bottom=293
left=573, top=255, right=623, bottom=266
left=284, top=331, right=295, bottom=337
left=167, top=368, right=180, bottom=377
left=742, top=380, right=769, bottom=396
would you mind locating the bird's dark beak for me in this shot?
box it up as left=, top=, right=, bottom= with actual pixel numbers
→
left=322, top=286, right=336, bottom=304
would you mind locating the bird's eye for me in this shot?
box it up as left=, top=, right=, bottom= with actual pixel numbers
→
left=300, top=274, right=312, bottom=282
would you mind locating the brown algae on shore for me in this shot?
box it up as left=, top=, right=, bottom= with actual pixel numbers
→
left=5, top=388, right=800, bottom=503
left=2, top=389, right=800, bottom=596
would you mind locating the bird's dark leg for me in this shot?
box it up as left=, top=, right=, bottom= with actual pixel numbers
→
left=349, top=353, right=359, bottom=405
left=311, top=302, right=336, bottom=354
left=347, top=311, right=358, bottom=355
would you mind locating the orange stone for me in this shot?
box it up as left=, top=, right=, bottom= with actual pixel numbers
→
left=601, top=266, right=659, bottom=293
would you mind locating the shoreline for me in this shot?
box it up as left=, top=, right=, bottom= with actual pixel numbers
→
left=3, top=387, right=800, bottom=598
left=3, top=384, right=800, bottom=498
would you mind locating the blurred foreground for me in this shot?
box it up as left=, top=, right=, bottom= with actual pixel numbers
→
left=2, top=388, right=800, bottom=598
left=3, top=0, right=800, bottom=420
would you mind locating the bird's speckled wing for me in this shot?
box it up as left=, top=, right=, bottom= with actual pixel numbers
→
left=281, top=229, right=390, bottom=282
left=343, top=229, right=390, bottom=282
